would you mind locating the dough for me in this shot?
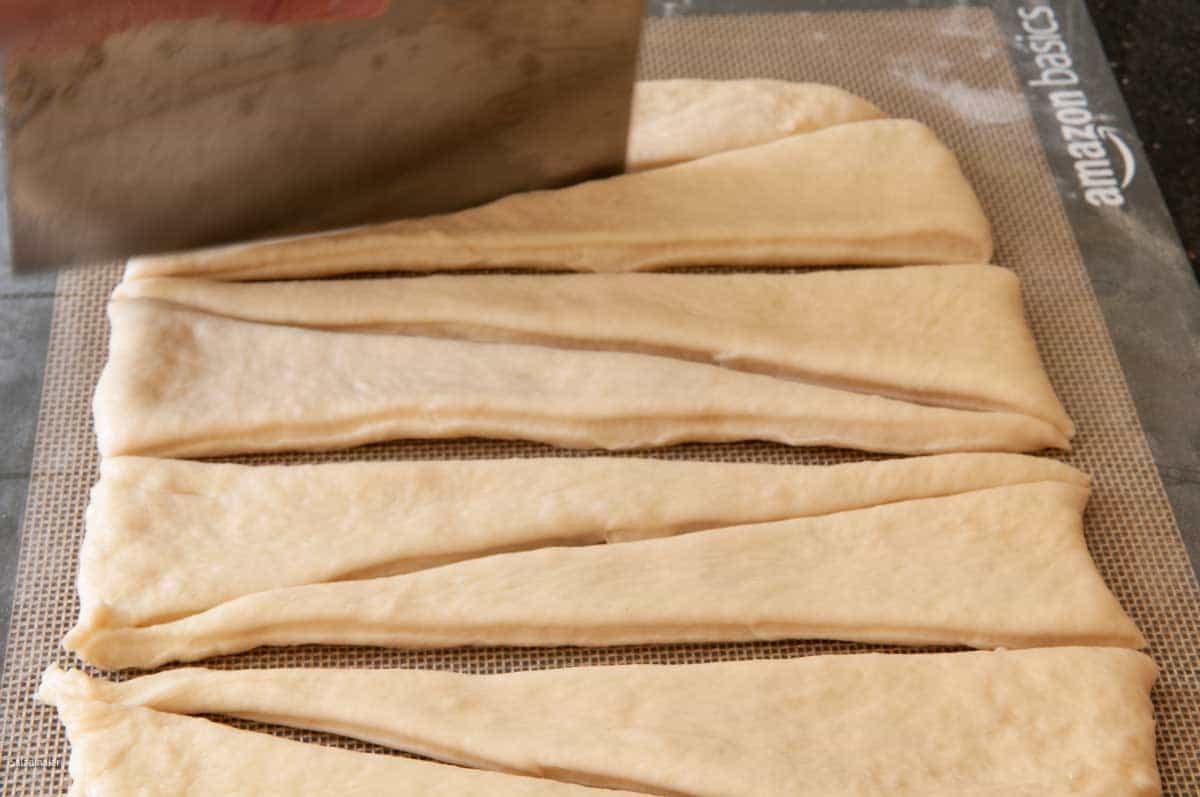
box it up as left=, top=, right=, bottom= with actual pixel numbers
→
left=93, top=300, right=1068, bottom=458
left=36, top=687, right=642, bottom=797
left=76, top=453, right=1088, bottom=630
left=114, top=266, right=1072, bottom=434
left=65, top=482, right=1144, bottom=669
left=626, top=79, right=887, bottom=170
left=41, top=647, right=1161, bottom=796
left=123, top=119, right=993, bottom=281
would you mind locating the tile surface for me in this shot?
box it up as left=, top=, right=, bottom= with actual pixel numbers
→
left=0, top=293, right=53, bottom=672
left=0, top=478, right=27, bottom=675
left=0, top=297, right=53, bottom=475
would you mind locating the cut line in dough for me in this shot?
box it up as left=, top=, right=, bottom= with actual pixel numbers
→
left=123, top=119, right=993, bottom=281
left=36, top=682, right=646, bottom=796
left=93, top=299, right=1069, bottom=458
left=64, top=482, right=1144, bottom=669
left=41, top=647, right=1161, bottom=797
left=76, top=453, right=1089, bottom=630
left=113, top=265, right=1072, bottom=436
left=626, top=79, right=887, bottom=170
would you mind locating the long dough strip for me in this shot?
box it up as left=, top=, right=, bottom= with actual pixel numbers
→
left=93, top=299, right=1068, bottom=458
left=41, top=648, right=1162, bottom=796
left=80, top=453, right=1088, bottom=630
left=123, top=119, right=992, bottom=281
left=36, top=690, right=644, bottom=797
left=627, top=79, right=887, bottom=170
left=115, top=266, right=1071, bottom=434
left=64, top=482, right=1144, bottom=669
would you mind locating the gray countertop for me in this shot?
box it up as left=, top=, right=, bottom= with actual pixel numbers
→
left=0, top=266, right=54, bottom=674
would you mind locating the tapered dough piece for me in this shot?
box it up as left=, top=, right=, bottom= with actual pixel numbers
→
left=64, top=482, right=1144, bottom=669
left=115, top=266, right=1071, bottom=435
left=123, top=119, right=993, bottom=281
left=35, top=692, right=642, bottom=797
left=93, top=299, right=1068, bottom=458
left=77, top=453, right=1088, bottom=630
left=626, top=79, right=887, bottom=171
left=42, top=648, right=1162, bottom=797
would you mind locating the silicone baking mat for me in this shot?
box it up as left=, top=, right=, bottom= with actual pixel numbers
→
left=3, top=5, right=1199, bottom=793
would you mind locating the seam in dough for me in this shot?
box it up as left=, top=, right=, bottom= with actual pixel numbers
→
left=123, top=118, right=992, bottom=281
left=64, top=482, right=1145, bottom=669
left=626, top=79, right=887, bottom=170
left=37, top=682, right=648, bottom=796
left=40, top=649, right=1161, bottom=797
left=93, top=298, right=1070, bottom=458
left=112, top=265, right=1072, bottom=436
left=76, top=453, right=1089, bottom=630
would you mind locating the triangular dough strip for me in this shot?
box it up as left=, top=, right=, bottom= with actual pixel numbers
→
left=78, top=453, right=1088, bottom=630
left=114, top=266, right=1071, bottom=435
left=41, top=648, right=1161, bottom=797
left=93, top=299, right=1067, bottom=458
left=626, top=79, right=887, bottom=170
left=65, top=482, right=1144, bottom=669
left=123, top=118, right=992, bottom=281
left=36, top=685, right=646, bottom=797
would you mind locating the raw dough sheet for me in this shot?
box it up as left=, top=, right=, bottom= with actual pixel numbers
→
left=94, top=269, right=1071, bottom=458
left=124, top=118, right=991, bottom=280
left=112, top=266, right=1071, bottom=432
left=40, top=648, right=1161, bottom=797
left=66, top=482, right=1143, bottom=669
left=77, top=454, right=1087, bottom=630
left=3, top=7, right=1199, bottom=794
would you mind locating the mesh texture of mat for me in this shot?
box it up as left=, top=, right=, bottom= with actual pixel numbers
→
left=2, top=6, right=1199, bottom=794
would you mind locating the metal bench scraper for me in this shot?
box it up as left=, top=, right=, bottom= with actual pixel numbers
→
left=1, top=0, right=644, bottom=270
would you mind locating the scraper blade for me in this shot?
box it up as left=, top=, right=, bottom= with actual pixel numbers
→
left=1, top=0, right=644, bottom=270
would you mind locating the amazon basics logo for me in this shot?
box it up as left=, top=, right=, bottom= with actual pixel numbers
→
left=1017, top=4, right=1135, bottom=208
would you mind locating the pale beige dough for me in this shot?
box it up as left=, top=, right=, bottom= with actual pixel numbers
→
left=626, top=79, right=887, bottom=170
left=41, top=647, right=1161, bottom=797
left=123, top=119, right=992, bottom=281
left=115, top=266, right=1072, bottom=435
left=77, top=453, right=1087, bottom=631
left=36, top=685, right=642, bottom=797
left=64, top=482, right=1144, bottom=669
left=93, top=299, right=1068, bottom=458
